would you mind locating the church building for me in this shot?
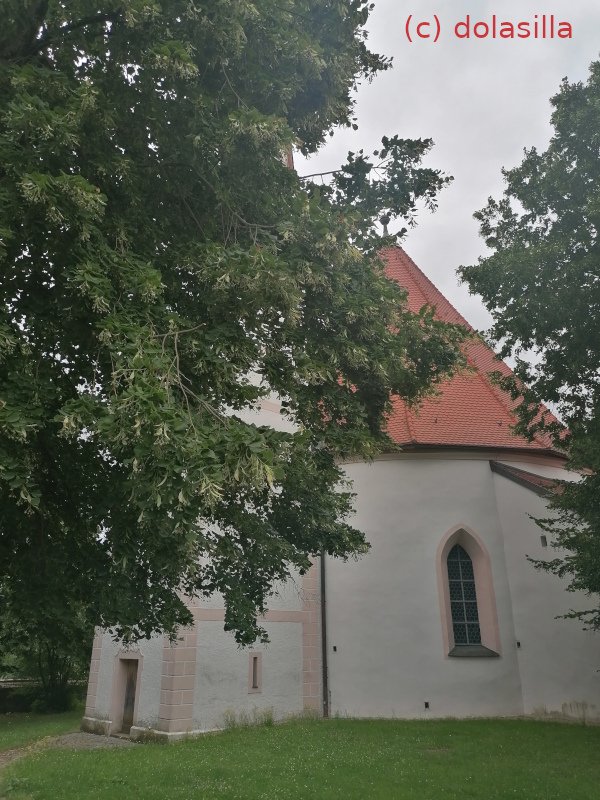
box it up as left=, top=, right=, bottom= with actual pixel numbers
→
left=82, top=247, right=600, bottom=740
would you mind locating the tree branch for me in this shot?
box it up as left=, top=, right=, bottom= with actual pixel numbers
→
left=33, top=9, right=122, bottom=56
left=0, top=0, right=48, bottom=60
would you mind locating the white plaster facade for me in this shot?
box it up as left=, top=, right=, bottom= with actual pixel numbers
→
left=83, top=560, right=322, bottom=740
left=326, top=452, right=600, bottom=722
left=84, top=447, right=600, bottom=738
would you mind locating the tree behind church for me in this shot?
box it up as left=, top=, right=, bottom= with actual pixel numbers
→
left=460, top=61, right=600, bottom=631
left=0, top=0, right=465, bottom=668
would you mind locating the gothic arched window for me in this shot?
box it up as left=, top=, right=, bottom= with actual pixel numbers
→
left=437, top=526, right=501, bottom=657
left=447, top=544, right=481, bottom=646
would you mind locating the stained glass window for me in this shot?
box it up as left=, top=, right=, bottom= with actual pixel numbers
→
left=447, top=544, right=481, bottom=645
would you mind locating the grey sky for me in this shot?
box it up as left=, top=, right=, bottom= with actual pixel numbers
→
left=297, top=1, right=600, bottom=332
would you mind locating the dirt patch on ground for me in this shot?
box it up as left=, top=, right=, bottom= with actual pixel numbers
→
left=45, top=732, right=137, bottom=750
left=0, top=748, right=26, bottom=770
left=0, top=731, right=137, bottom=770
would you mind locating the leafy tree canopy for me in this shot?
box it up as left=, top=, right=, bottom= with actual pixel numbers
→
left=460, top=61, right=600, bottom=629
left=1, top=1, right=464, bottom=646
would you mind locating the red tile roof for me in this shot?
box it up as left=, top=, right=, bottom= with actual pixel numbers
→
left=382, top=247, right=561, bottom=456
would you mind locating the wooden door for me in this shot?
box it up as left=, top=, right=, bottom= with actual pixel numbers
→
left=121, top=660, right=138, bottom=734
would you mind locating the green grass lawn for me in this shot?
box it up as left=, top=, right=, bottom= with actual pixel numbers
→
left=2, top=717, right=600, bottom=800
left=0, top=709, right=81, bottom=753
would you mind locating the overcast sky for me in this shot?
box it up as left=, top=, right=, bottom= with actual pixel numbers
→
left=297, top=0, right=600, bottom=332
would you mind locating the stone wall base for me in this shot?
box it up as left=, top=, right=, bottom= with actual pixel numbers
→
left=80, top=716, right=217, bottom=742
left=129, top=725, right=215, bottom=743
left=80, top=716, right=112, bottom=736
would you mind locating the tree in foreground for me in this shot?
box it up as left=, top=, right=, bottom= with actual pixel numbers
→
left=0, top=574, right=92, bottom=711
left=460, top=61, right=600, bottom=629
left=0, top=0, right=465, bottom=663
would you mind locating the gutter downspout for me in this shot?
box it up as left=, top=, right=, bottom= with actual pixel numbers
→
left=320, top=550, right=329, bottom=718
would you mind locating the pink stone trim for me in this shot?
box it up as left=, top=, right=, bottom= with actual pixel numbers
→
left=248, top=651, right=263, bottom=693
left=263, top=610, right=305, bottom=622
left=192, top=609, right=225, bottom=621
left=157, top=629, right=198, bottom=733
left=436, top=524, right=501, bottom=656
left=258, top=398, right=281, bottom=413
left=84, top=629, right=103, bottom=717
left=109, top=650, right=144, bottom=734
left=301, top=561, right=322, bottom=712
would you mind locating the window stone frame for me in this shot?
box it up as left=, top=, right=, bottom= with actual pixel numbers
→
left=436, top=525, right=501, bottom=658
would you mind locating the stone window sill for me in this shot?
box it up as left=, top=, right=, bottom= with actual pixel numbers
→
left=448, top=645, right=499, bottom=658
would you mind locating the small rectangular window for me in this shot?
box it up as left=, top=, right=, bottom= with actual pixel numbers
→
left=540, top=534, right=548, bottom=548
left=248, top=652, right=262, bottom=693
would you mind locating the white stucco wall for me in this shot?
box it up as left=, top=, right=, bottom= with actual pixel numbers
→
left=493, top=464, right=600, bottom=721
left=89, top=556, right=306, bottom=734
left=192, top=620, right=303, bottom=731
left=325, top=455, right=527, bottom=718
left=190, top=572, right=305, bottom=614
left=92, top=633, right=164, bottom=727
left=132, top=636, right=164, bottom=728
left=326, top=453, right=600, bottom=721
left=234, top=398, right=296, bottom=434
left=88, top=448, right=600, bottom=731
